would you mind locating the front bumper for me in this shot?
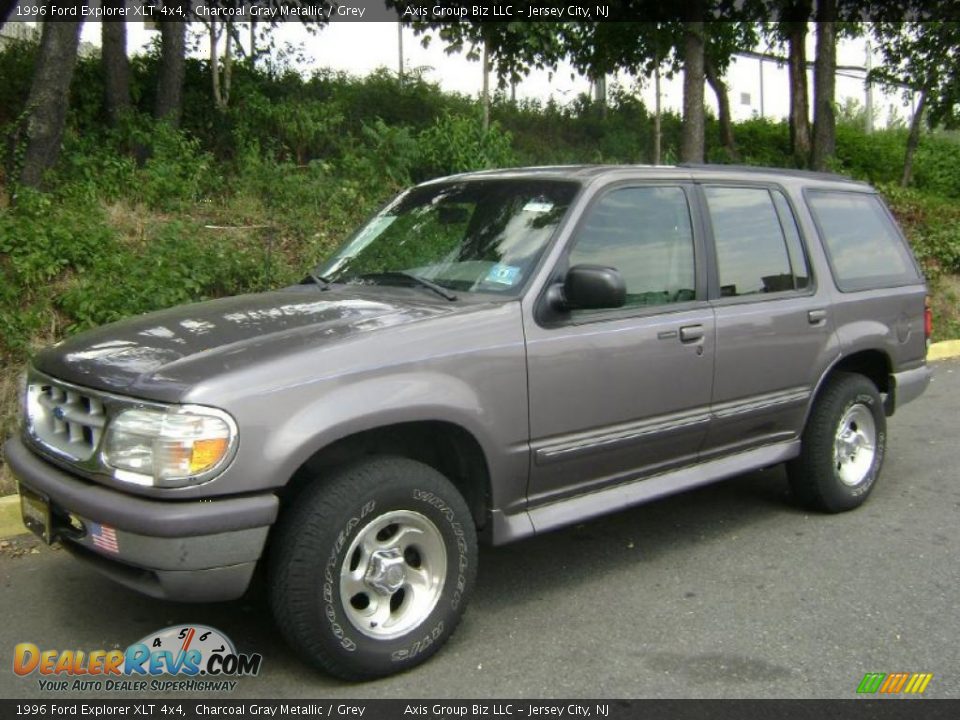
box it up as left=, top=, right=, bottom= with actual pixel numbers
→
left=4, top=436, right=278, bottom=602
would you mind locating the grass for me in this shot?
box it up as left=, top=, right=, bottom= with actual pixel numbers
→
left=0, top=372, right=21, bottom=496
left=930, top=275, right=960, bottom=342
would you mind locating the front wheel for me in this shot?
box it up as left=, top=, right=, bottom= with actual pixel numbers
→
left=269, top=456, right=478, bottom=680
left=787, top=372, right=887, bottom=513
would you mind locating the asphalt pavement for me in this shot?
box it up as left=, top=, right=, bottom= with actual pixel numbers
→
left=1, top=359, right=958, bottom=700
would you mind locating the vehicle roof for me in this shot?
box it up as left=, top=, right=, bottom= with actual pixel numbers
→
left=428, top=163, right=871, bottom=190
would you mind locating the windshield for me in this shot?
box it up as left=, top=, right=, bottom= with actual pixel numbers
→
left=315, top=179, right=580, bottom=295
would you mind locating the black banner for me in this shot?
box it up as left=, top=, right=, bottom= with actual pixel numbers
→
left=3, top=0, right=956, bottom=24
left=3, top=700, right=960, bottom=720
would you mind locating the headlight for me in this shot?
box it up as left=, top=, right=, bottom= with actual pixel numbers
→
left=102, top=405, right=237, bottom=488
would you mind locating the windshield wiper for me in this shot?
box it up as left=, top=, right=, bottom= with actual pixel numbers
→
left=305, top=271, right=333, bottom=290
left=359, top=272, right=458, bottom=301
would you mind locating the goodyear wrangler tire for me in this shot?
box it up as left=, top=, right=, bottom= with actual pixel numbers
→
left=787, top=372, right=887, bottom=513
left=269, top=456, right=478, bottom=680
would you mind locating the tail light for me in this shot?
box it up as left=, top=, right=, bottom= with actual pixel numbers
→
left=924, top=295, right=933, bottom=349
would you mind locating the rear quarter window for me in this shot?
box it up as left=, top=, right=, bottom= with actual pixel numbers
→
left=806, top=191, right=921, bottom=291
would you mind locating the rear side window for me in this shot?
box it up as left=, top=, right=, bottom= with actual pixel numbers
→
left=704, top=187, right=809, bottom=296
left=806, top=191, right=920, bottom=291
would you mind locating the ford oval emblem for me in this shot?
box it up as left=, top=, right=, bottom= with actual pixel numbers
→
left=52, top=406, right=66, bottom=421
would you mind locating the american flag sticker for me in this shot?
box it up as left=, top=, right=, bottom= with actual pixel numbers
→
left=89, top=522, right=119, bottom=554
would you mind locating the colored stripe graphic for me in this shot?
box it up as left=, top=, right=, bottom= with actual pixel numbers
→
left=857, top=672, right=933, bottom=694
left=880, top=673, right=909, bottom=693
left=904, top=673, right=934, bottom=694
left=857, top=673, right=885, bottom=693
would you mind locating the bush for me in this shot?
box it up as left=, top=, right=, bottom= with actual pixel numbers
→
left=0, top=37, right=39, bottom=128
left=416, top=112, right=516, bottom=179
left=0, top=189, right=119, bottom=357
left=238, top=93, right=344, bottom=166
left=726, top=117, right=792, bottom=167
left=50, top=115, right=217, bottom=210
left=833, top=124, right=907, bottom=184
left=913, top=134, right=960, bottom=198
left=880, top=183, right=960, bottom=280
left=58, top=219, right=280, bottom=331
left=0, top=188, right=115, bottom=284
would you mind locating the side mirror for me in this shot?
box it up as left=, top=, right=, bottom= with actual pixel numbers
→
left=563, top=264, right=626, bottom=310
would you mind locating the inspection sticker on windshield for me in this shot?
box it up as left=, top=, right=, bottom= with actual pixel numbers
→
left=523, top=200, right=554, bottom=213
left=485, top=264, right=521, bottom=286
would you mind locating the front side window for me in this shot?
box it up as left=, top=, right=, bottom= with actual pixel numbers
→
left=317, top=179, right=580, bottom=295
left=566, top=186, right=696, bottom=308
left=705, top=186, right=807, bottom=297
left=806, top=191, right=920, bottom=291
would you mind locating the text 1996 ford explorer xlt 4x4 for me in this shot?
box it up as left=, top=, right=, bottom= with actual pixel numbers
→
left=6, top=165, right=931, bottom=679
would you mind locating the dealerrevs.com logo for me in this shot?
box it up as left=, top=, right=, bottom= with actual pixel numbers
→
left=13, top=624, right=262, bottom=692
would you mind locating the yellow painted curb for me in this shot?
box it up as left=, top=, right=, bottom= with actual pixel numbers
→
left=929, top=340, right=960, bottom=362
left=0, top=493, right=27, bottom=540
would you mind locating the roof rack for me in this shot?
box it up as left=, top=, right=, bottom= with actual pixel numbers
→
left=676, top=162, right=863, bottom=184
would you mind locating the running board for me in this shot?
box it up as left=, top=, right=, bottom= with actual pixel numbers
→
left=488, top=440, right=800, bottom=545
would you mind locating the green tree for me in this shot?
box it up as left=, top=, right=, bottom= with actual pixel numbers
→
left=195, top=2, right=331, bottom=110
left=102, top=19, right=131, bottom=126
left=810, top=0, right=838, bottom=170
left=681, top=18, right=706, bottom=163
left=871, top=19, right=960, bottom=186
left=18, top=4, right=83, bottom=188
left=403, top=11, right=564, bottom=131
left=767, top=1, right=814, bottom=165
left=154, top=7, right=186, bottom=127
left=704, top=19, right=763, bottom=161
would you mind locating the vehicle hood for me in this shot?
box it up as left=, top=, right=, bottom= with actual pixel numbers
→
left=33, top=286, right=462, bottom=399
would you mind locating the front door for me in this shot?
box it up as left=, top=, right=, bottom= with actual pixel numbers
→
left=524, top=183, right=716, bottom=508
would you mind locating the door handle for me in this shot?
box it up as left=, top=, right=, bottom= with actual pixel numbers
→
left=679, top=325, right=704, bottom=343
left=808, top=309, right=827, bottom=325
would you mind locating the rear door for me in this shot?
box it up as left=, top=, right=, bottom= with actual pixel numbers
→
left=698, top=184, right=838, bottom=458
left=524, top=182, right=715, bottom=507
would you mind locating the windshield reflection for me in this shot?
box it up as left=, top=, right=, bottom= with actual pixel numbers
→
left=316, top=179, right=580, bottom=295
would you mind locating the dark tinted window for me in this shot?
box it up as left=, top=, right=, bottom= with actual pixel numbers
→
left=705, top=187, right=801, bottom=296
left=567, top=186, right=696, bottom=308
left=806, top=191, right=920, bottom=291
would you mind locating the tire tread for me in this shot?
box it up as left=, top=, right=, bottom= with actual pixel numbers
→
left=787, top=371, right=885, bottom=513
left=269, top=456, right=476, bottom=680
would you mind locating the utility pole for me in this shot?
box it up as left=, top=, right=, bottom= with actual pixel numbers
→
left=653, top=63, right=662, bottom=164
left=397, top=22, right=404, bottom=86
left=482, top=37, right=491, bottom=131
left=864, top=40, right=874, bottom=133
left=758, top=53, right=765, bottom=118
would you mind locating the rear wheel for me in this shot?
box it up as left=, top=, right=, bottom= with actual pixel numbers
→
left=269, top=456, right=478, bottom=680
left=787, top=372, right=886, bottom=513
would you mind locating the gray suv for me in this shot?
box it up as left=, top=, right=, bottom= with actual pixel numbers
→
left=6, top=165, right=931, bottom=679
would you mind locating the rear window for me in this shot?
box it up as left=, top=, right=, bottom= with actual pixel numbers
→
left=806, top=191, right=920, bottom=291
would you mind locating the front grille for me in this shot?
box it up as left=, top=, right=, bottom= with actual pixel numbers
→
left=26, top=378, right=107, bottom=461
